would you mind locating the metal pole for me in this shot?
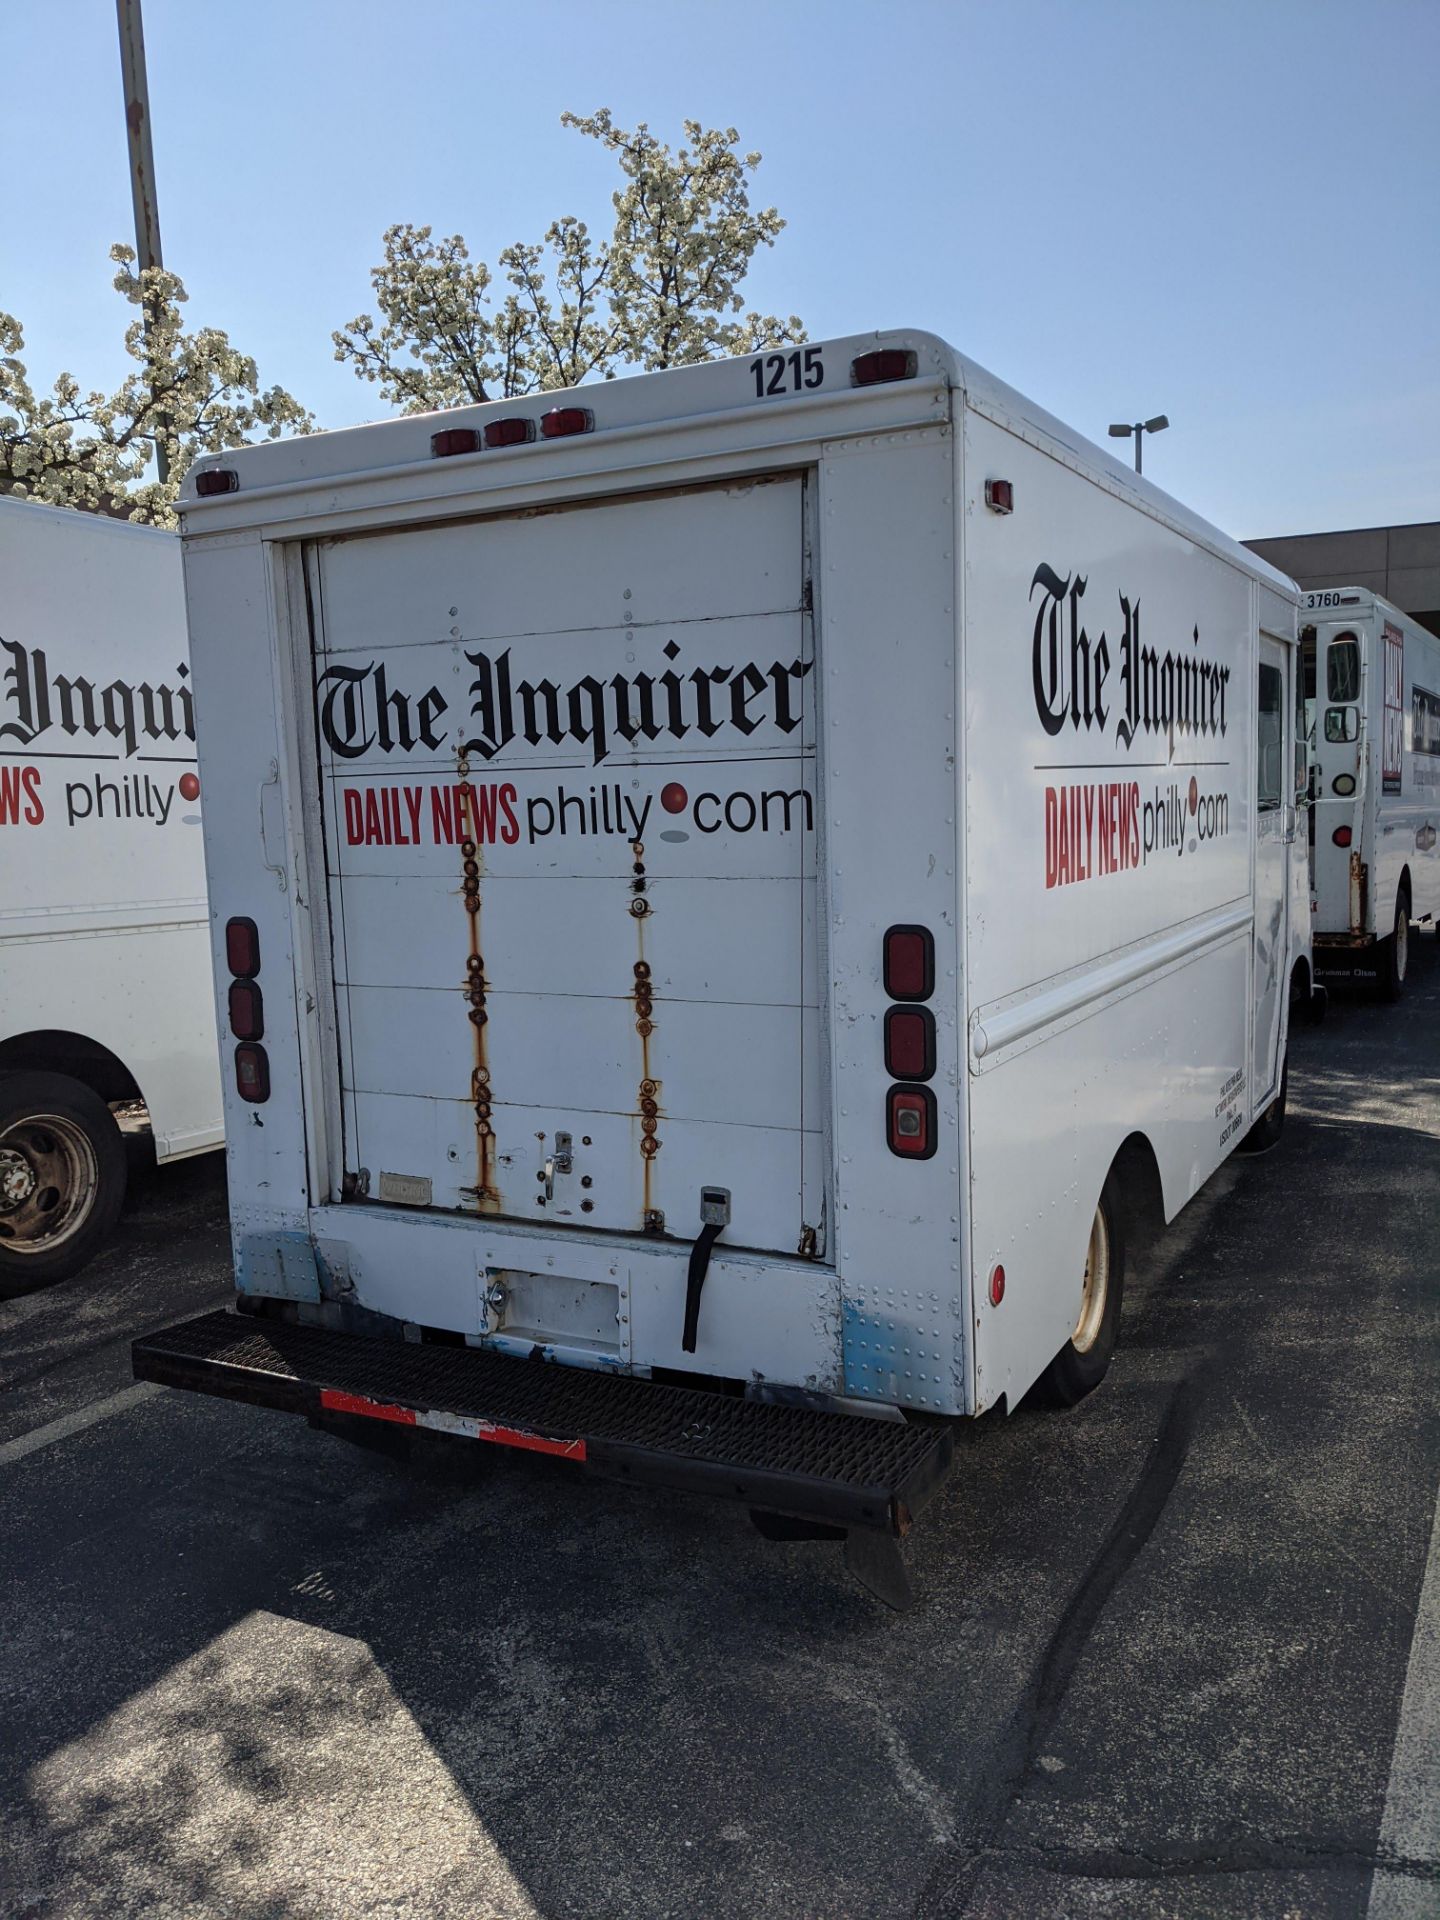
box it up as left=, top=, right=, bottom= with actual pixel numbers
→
left=1134, top=425, right=1142, bottom=476
left=116, top=0, right=168, bottom=485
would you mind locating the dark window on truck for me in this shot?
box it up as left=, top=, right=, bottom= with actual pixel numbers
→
left=1258, top=661, right=1284, bottom=812
left=1327, top=633, right=1360, bottom=703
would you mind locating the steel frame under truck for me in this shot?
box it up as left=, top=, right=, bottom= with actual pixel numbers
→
left=134, top=331, right=1308, bottom=1605
left=1300, top=586, right=1440, bottom=998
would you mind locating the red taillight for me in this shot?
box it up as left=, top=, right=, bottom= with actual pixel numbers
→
left=989, top=1264, right=1006, bottom=1307
left=883, top=925, right=934, bottom=1002
left=225, top=916, right=260, bottom=978
left=1333, top=826, right=1353, bottom=848
left=234, top=1043, right=270, bottom=1103
left=195, top=468, right=238, bottom=497
left=541, top=407, right=594, bottom=439
left=887, top=1084, right=936, bottom=1159
left=851, top=349, right=918, bottom=387
left=484, top=417, right=536, bottom=448
left=885, top=1005, right=935, bottom=1080
left=984, top=478, right=1014, bottom=514
left=431, top=427, right=480, bottom=458
left=228, top=979, right=264, bottom=1042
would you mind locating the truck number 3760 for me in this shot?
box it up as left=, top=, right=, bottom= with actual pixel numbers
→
left=750, top=348, right=824, bottom=397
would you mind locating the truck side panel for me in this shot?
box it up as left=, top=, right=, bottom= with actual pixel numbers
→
left=0, top=500, right=221, bottom=1158
left=960, top=403, right=1267, bottom=1411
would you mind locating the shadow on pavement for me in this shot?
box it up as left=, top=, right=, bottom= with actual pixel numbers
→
left=2, top=949, right=1437, bottom=1919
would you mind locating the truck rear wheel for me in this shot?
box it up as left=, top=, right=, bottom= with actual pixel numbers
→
left=1039, top=1183, right=1124, bottom=1406
left=1378, top=892, right=1410, bottom=1002
left=0, top=1071, right=127, bottom=1298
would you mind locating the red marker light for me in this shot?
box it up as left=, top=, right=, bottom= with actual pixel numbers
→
left=989, top=1265, right=1006, bottom=1307
left=851, top=349, right=918, bottom=387
left=431, top=427, right=480, bottom=458
left=228, top=979, right=264, bottom=1042
left=884, top=1006, right=935, bottom=1081
left=1333, top=826, right=1353, bottom=848
left=484, top=418, right=536, bottom=449
left=660, top=782, right=688, bottom=814
left=179, top=771, right=201, bottom=802
left=984, top=478, right=1013, bottom=515
left=541, top=407, right=594, bottom=439
left=883, top=925, right=934, bottom=1002
left=225, top=916, right=260, bottom=978
left=195, top=469, right=238, bottom=497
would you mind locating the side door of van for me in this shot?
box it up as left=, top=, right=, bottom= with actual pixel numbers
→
left=1252, top=635, right=1292, bottom=1106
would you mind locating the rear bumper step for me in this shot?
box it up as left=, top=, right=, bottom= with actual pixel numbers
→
left=133, top=1309, right=953, bottom=1537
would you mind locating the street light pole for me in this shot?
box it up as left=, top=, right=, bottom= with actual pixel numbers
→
left=1108, top=415, right=1169, bottom=476
left=116, top=0, right=168, bottom=486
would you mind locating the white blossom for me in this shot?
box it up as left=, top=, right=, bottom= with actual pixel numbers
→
left=334, top=111, right=805, bottom=409
left=1, top=246, right=313, bottom=526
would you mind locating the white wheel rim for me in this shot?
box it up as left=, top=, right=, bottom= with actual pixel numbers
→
left=0, top=1113, right=99, bottom=1255
left=1073, top=1204, right=1110, bottom=1353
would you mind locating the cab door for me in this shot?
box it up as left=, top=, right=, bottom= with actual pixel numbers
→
left=1251, top=636, right=1292, bottom=1107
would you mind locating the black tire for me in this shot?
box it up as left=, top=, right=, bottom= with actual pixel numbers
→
left=1378, top=892, right=1410, bottom=1003
left=0, top=1071, right=127, bottom=1298
left=1038, top=1178, right=1125, bottom=1406
left=1237, top=1055, right=1287, bottom=1154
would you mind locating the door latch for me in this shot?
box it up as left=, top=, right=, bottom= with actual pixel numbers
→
left=699, top=1186, right=730, bottom=1228
left=480, top=1276, right=508, bottom=1335
left=683, top=1187, right=731, bottom=1352
left=543, top=1131, right=573, bottom=1202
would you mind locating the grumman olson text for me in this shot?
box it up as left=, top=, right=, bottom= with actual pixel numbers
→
left=136, top=331, right=1311, bottom=1608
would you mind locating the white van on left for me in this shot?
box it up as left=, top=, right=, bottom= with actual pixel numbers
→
left=0, top=496, right=222, bottom=1295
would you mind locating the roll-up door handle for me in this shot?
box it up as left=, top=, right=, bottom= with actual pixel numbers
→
left=259, top=759, right=287, bottom=891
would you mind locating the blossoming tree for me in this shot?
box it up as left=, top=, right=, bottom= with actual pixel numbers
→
left=335, top=110, right=806, bottom=409
left=0, top=245, right=312, bottom=525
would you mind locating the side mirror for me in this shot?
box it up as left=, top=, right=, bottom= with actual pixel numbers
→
left=1324, top=708, right=1359, bottom=744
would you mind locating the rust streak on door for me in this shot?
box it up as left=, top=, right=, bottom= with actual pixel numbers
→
left=630, top=836, right=663, bottom=1225
left=458, top=769, right=499, bottom=1211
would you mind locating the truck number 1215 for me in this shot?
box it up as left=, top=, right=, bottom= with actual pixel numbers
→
left=750, top=348, right=824, bottom=397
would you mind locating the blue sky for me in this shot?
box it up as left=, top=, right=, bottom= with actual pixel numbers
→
left=5, top=0, right=1437, bottom=537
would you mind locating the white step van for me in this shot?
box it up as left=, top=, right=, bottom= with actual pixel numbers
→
left=135, top=333, right=1309, bottom=1601
left=1301, top=588, right=1440, bottom=996
left=1, top=497, right=223, bottom=1294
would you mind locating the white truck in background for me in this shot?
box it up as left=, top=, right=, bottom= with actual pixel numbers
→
left=1300, top=588, right=1440, bottom=995
left=135, top=332, right=1310, bottom=1603
left=0, top=497, right=222, bottom=1296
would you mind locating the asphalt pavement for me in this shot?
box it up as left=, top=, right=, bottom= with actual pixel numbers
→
left=2, top=943, right=1438, bottom=1919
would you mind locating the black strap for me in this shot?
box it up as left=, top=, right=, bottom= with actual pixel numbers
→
left=681, top=1221, right=723, bottom=1353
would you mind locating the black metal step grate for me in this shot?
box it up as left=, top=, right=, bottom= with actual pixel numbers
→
left=134, top=1310, right=953, bottom=1533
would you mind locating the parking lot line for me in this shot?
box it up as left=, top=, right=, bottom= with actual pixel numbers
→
left=0, top=1382, right=160, bottom=1469
left=1366, top=1476, right=1440, bottom=1918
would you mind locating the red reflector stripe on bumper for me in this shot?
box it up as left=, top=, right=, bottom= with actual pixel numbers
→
left=318, top=1386, right=586, bottom=1461
left=320, top=1388, right=415, bottom=1425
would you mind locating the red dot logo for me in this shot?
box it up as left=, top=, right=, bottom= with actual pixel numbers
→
left=1188, top=776, right=1198, bottom=817
left=660, top=782, right=688, bottom=814
left=179, top=771, right=201, bottom=803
